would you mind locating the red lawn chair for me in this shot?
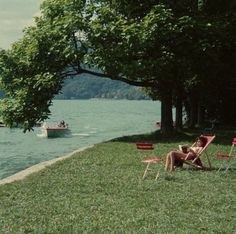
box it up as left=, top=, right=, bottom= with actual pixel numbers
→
left=216, top=138, right=236, bottom=172
left=136, top=143, right=164, bottom=180
left=184, top=135, right=216, bottom=169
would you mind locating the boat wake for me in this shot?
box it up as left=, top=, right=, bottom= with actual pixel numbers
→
left=72, top=133, right=90, bottom=137
left=37, top=133, right=47, bottom=138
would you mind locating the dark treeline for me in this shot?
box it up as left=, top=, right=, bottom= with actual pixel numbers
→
left=145, top=0, right=236, bottom=130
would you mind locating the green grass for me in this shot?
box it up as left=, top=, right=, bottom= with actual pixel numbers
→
left=0, top=131, right=235, bottom=233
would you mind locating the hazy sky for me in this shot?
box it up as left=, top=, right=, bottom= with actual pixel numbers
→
left=0, top=0, right=43, bottom=49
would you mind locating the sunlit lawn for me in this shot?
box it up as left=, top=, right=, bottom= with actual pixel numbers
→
left=0, top=131, right=235, bottom=233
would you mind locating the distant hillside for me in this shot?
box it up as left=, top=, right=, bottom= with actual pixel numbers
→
left=55, top=74, right=150, bottom=100
left=0, top=74, right=150, bottom=100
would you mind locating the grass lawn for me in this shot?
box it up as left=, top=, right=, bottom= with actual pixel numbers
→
left=0, top=131, right=235, bottom=233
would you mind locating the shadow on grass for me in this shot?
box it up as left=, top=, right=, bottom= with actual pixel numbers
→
left=181, top=166, right=236, bottom=172
left=110, top=130, right=196, bottom=144
left=110, top=128, right=235, bottom=145
left=214, top=167, right=236, bottom=173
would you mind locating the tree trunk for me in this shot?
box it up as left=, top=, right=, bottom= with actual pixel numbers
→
left=197, top=104, right=204, bottom=127
left=189, top=95, right=198, bottom=128
left=189, top=89, right=199, bottom=128
left=161, top=92, right=174, bottom=134
left=175, top=90, right=183, bottom=130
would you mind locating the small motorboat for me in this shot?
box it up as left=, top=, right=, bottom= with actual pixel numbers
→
left=41, top=120, right=70, bottom=138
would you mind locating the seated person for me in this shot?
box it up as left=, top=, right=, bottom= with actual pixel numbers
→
left=165, top=136, right=207, bottom=172
left=58, top=120, right=66, bottom=127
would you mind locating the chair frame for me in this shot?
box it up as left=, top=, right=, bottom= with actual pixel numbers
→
left=136, top=143, right=163, bottom=180
left=141, top=157, right=164, bottom=180
left=216, top=138, right=236, bottom=172
left=184, top=135, right=216, bottom=169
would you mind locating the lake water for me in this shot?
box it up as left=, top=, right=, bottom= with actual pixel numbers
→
left=0, top=100, right=161, bottom=179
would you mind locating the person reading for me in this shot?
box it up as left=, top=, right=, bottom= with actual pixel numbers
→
left=165, top=136, right=207, bottom=172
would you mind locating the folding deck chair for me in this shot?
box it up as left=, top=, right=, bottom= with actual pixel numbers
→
left=216, top=138, right=236, bottom=172
left=136, top=143, right=164, bottom=180
left=184, top=135, right=215, bottom=169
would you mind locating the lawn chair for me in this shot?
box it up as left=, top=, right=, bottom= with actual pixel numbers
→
left=184, top=135, right=216, bottom=169
left=136, top=142, right=154, bottom=152
left=136, top=143, right=164, bottom=180
left=216, top=138, right=236, bottom=172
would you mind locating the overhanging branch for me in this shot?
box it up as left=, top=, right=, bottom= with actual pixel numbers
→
left=61, top=65, right=156, bottom=87
left=79, top=68, right=156, bottom=87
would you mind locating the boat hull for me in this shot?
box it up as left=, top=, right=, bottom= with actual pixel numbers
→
left=41, top=126, right=70, bottom=138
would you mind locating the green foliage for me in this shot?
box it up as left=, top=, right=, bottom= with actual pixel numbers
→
left=0, top=132, right=235, bottom=232
left=0, top=0, right=235, bottom=130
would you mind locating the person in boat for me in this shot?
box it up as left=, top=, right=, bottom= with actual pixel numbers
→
left=164, top=136, right=207, bottom=172
left=155, top=121, right=161, bottom=128
left=58, top=120, right=66, bottom=128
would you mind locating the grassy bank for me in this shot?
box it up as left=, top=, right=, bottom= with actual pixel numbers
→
left=0, top=131, right=235, bottom=233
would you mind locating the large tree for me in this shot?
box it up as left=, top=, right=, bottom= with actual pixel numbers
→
left=0, top=0, right=235, bottom=132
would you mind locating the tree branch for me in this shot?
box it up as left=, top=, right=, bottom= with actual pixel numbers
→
left=79, top=68, right=156, bottom=87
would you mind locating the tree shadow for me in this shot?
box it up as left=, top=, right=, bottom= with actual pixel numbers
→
left=109, top=129, right=235, bottom=145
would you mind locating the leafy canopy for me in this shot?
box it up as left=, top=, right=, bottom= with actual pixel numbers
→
left=0, top=0, right=235, bottom=130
